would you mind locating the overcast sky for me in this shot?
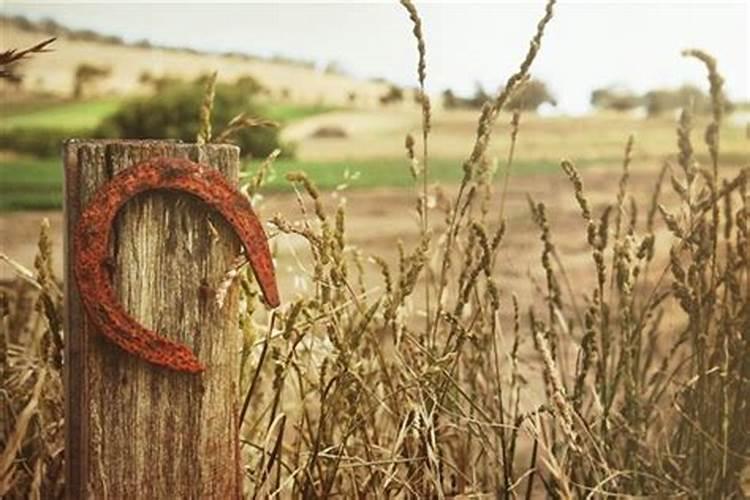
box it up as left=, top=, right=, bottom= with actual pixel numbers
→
left=3, top=1, right=748, bottom=114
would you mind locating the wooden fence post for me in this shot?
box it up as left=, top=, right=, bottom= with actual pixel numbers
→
left=63, top=140, right=243, bottom=498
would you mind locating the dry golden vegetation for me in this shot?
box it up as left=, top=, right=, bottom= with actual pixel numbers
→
left=2, top=0, right=750, bottom=498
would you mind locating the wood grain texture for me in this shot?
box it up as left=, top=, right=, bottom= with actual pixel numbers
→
left=64, top=141, right=243, bottom=499
left=73, top=157, right=279, bottom=373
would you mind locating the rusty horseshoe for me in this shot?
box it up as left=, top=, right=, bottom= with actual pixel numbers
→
left=74, top=157, right=280, bottom=373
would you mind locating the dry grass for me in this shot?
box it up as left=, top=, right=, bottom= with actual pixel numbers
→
left=0, top=37, right=55, bottom=83
left=1, top=220, right=64, bottom=498
left=2, top=1, right=749, bottom=498
left=281, top=107, right=749, bottom=165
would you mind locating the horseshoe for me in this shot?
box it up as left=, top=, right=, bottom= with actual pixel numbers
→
left=74, top=157, right=280, bottom=373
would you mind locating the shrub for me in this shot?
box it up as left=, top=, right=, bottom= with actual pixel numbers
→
left=133, top=39, right=152, bottom=49
left=644, top=84, right=734, bottom=117
left=379, top=84, right=404, bottom=105
left=8, top=15, right=35, bottom=32
left=234, top=74, right=265, bottom=95
left=309, top=125, right=348, bottom=138
left=0, top=127, right=86, bottom=157
left=95, top=81, right=290, bottom=159
left=443, top=80, right=555, bottom=112
left=505, top=78, right=556, bottom=111
left=323, top=60, right=345, bottom=75
left=137, top=72, right=184, bottom=92
left=470, top=81, right=491, bottom=107
left=72, top=63, right=110, bottom=99
left=442, top=88, right=458, bottom=108
left=591, top=86, right=644, bottom=112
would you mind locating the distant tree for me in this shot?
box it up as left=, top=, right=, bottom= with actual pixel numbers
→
left=442, top=89, right=458, bottom=109
left=39, top=18, right=64, bottom=36
left=676, top=84, right=711, bottom=112
left=138, top=70, right=154, bottom=85
left=643, top=85, right=712, bottom=117
left=72, top=63, right=110, bottom=99
left=69, top=29, right=99, bottom=42
left=138, top=71, right=182, bottom=93
left=441, top=84, right=492, bottom=110
left=469, top=82, right=491, bottom=108
left=505, top=79, right=556, bottom=111
left=379, top=84, right=404, bottom=106
left=412, top=88, right=424, bottom=105
left=2, top=64, right=23, bottom=87
left=642, top=90, right=671, bottom=116
left=193, top=72, right=215, bottom=86
left=610, top=95, right=642, bottom=112
left=441, top=79, right=554, bottom=112
left=10, top=15, right=35, bottom=32
left=590, top=87, right=642, bottom=112
left=323, top=61, right=345, bottom=75
left=590, top=88, right=607, bottom=108
left=235, top=74, right=265, bottom=95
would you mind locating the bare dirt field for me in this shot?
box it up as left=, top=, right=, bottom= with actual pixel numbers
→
left=1, top=164, right=680, bottom=308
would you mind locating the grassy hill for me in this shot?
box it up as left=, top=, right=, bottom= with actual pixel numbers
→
left=0, top=16, right=392, bottom=108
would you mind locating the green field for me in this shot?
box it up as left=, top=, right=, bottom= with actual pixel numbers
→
left=262, top=103, right=336, bottom=123
left=0, top=98, right=124, bottom=130
left=0, top=155, right=596, bottom=211
left=0, top=96, right=339, bottom=166
left=0, top=99, right=349, bottom=210
left=0, top=97, right=334, bottom=131
left=0, top=157, right=62, bottom=210
left=3, top=98, right=746, bottom=212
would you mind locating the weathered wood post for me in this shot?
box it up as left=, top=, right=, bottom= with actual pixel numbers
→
left=63, top=140, right=244, bottom=498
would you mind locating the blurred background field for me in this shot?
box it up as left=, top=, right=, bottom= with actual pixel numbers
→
left=1, top=13, right=748, bottom=278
